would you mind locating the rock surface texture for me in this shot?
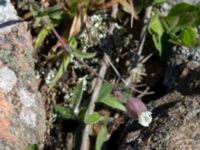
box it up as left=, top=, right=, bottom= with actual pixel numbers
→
left=137, top=91, right=200, bottom=150
left=0, top=0, right=46, bottom=149
left=122, top=63, right=200, bottom=149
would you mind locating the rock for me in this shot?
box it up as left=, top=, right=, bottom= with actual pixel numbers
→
left=163, top=45, right=200, bottom=88
left=0, top=0, right=19, bottom=33
left=121, top=92, right=200, bottom=150
left=0, top=0, right=46, bottom=149
left=137, top=91, right=200, bottom=150
left=168, top=0, right=200, bottom=4
left=121, top=65, right=200, bottom=149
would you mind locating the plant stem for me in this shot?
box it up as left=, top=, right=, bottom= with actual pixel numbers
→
left=80, top=55, right=109, bottom=150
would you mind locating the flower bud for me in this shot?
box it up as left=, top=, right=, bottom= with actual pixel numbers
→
left=113, top=90, right=127, bottom=103
left=125, top=98, right=152, bottom=127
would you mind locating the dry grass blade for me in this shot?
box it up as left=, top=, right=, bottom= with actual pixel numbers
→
left=69, top=12, right=87, bottom=38
left=117, top=0, right=138, bottom=27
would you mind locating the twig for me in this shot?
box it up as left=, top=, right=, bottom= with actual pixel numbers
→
left=80, top=56, right=109, bottom=150
left=76, top=57, right=113, bottom=87
left=104, top=54, right=145, bottom=94
left=132, top=6, right=152, bottom=68
left=104, top=54, right=123, bottom=80
left=138, top=86, right=154, bottom=98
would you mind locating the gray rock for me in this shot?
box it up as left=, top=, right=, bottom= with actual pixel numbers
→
left=0, top=0, right=46, bottom=149
left=0, top=0, right=20, bottom=33
left=122, top=65, right=200, bottom=150
left=137, top=91, right=200, bottom=150
left=168, top=0, right=200, bottom=4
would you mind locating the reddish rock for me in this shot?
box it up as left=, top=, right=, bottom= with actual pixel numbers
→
left=0, top=1, right=46, bottom=149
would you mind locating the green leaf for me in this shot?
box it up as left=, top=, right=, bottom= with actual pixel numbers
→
left=71, top=81, right=84, bottom=109
left=148, top=14, right=164, bottom=56
left=193, top=11, right=200, bottom=26
left=35, top=26, right=51, bottom=49
left=95, top=127, right=107, bottom=150
left=69, top=37, right=78, bottom=49
left=84, top=112, right=101, bottom=124
left=177, top=13, right=195, bottom=27
left=166, top=3, right=200, bottom=28
left=122, top=90, right=132, bottom=99
left=153, top=0, right=167, bottom=4
left=67, top=0, right=78, bottom=16
left=160, top=16, right=179, bottom=33
left=37, top=5, right=62, bottom=17
left=72, top=49, right=96, bottom=59
left=49, top=55, right=70, bottom=89
left=168, top=3, right=194, bottom=17
left=179, top=27, right=197, bottom=47
left=77, top=107, right=87, bottom=122
left=29, top=4, right=38, bottom=17
left=50, top=11, right=63, bottom=20
left=33, top=17, right=42, bottom=28
left=97, top=83, right=112, bottom=101
left=44, top=51, right=63, bottom=62
left=54, top=105, right=74, bottom=119
left=98, top=95, right=126, bottom=112
left=24, top=144, right=39, bottom=150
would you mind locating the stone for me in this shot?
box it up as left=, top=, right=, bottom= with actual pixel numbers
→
left=121, top=90, right=200, bottom=150
left=121, top=65, right=200, bottom=149
left=0, top=0, right=19, bottom=33
left=137, top=92, right=200, bottom=150
left=0, top=0, right=46, bottom=149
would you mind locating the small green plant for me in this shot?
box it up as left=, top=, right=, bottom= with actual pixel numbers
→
left=149, top=2, right=200, bottom=58
left=54, top=83, right=127, bottom=124
left=18, top=0, right=180, bottom=149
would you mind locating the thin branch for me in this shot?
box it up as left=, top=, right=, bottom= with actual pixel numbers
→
left=104, top=54, right=144, bottom=94
left=138, top=87, right=154, bottom=98
left=132, top=6, right=152, bottom=68
left=80, top=56, right=109, bottom=150
left=104, top=53, right=122, bottom=79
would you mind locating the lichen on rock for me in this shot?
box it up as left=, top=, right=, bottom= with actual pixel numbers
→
left=19, top=108, right=36, bottom=128
left=0, top=66, right=17, bottom=94
left=0, top=24, right=35, bottom=83
left=0, top=0, right=46, bottom=149
left=18, top=88, right=36, bottom=107
left=138, top=92, right=200, bottom=150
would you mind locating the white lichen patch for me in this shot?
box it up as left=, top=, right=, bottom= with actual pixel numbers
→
left=19, top=109, right=36, bottom=128
left=0, top=66, right=17, bottom=93
left=18, top=88, right=36, bottom=107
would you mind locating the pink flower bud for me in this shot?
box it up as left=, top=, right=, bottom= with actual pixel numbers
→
left=113, top=90, right=127, bottom=103
left=126, top=98, right=152, bottom=127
